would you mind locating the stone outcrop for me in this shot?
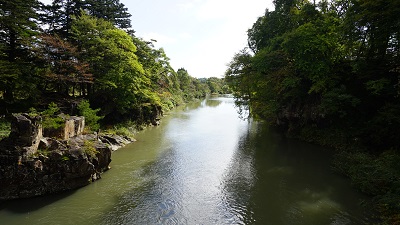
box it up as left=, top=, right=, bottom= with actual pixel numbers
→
left=99, top=134, right=136, bottom=151
left=43, top=114, right=85, bottom=140
left=8, top=113, right=43, bottom=157
left=0, top=114, right=114, bottom=200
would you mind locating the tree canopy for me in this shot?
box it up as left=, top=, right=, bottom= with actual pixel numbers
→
left=227, top=0, right=400, bottom=150
left=0, top=0, right=228, bottom=124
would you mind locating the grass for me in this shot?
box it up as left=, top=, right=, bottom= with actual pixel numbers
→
left=103, top=121, right=138, bottom=139
left=0, top=117, right=10, bottom=139
left=82, top=140, right=99, bottom=158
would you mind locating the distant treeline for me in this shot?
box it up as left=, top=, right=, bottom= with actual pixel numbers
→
left=225, top=0, right=399, bottom=223
left=0, top=0, right=229, bottom=124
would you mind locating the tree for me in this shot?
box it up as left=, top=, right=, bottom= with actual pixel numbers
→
left=71, top=13, right=154, bottom=121
left=41, top=0, right=132, bottom=37
left=0, top=0, right=40, bottom=107
left=40, top=0, right=83, bottom=37
left=36, top=34, right=93, bottom=96
left=83, top=0, right=132, bottom=31
left=228, top=0, right=400, bottom=146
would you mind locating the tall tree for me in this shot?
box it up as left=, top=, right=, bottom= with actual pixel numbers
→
left=40, top=0, right=82, bottom=37
left=36, top=34, right=93, bottom=96
left=41, top=0, right=132, bottom=37
left=71, top=13, right=153, bottom=121
left=0, top=0, right=40, bottom=106
left=84, top=0, right=132, bottom=30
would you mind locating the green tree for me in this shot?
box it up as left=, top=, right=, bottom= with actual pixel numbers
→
left=41, top=0, right=132, bottom=37
left=71, top=13, right=155, bottom=121
left=40, top=0, right=83, bottom=37
left=77, top=100, right=102, bottom=131
left=0, top=0, right=40, bottom=109
left=83, top=0, right=132, bottom=31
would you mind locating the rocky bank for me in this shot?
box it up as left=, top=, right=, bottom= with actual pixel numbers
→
left=0, top=113, right=134, bottom=200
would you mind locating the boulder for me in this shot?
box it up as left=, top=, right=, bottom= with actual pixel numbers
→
left=8, top=113, right=42, bottom=156
left=99, top=134, right=135, bottom=151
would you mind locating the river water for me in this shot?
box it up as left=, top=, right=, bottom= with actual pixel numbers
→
left=0, top=96, right=368, bottom=225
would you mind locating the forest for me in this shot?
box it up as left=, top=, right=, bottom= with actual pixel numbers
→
left=0, top=0, right=228, bottom=129
left=225, top=0, right=399, bottom=223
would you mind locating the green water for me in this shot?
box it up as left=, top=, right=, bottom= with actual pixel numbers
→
left=0, top=97, right=368, bottom=224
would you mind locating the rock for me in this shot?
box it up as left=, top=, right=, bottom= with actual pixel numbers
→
left=62, top=115, right=85, bottom=140
left=99, top=134, right=135, bottom=151
left=0, top=114, right=112, bottom=200
left=9, top=113, right=42, bottom=156
left=43, top=115, right=85, bottom=140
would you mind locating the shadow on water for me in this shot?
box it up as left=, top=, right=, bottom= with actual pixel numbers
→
left=221, top=121, right=370, bottom=225
left=0, top=189, right=76, bottom=214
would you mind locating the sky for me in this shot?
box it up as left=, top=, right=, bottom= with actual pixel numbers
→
left=40, top=0, right=275, bottom=78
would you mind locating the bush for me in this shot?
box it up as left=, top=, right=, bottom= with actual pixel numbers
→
left=0, top=117, right=10, bottom=139
left=41, top=102, right=65, bottom=130
left=77, top=100, right=103, bottom=131
left=82, top=140, right=99, bottom=158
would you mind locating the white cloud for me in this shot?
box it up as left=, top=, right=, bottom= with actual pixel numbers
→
left=140, top=32, right=177, bottom=46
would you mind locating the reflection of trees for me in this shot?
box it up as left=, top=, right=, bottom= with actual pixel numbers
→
left=205, top=99, right=222, bottom=108
left=220, top=122, right=367, bottom=224
left=181, top=99, right=202, bottom=111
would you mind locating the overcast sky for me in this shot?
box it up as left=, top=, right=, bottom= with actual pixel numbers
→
left=41, top=0, right=274, bottom=78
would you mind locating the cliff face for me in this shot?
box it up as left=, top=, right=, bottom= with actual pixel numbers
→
left=0, top=114, right=112, bottom=200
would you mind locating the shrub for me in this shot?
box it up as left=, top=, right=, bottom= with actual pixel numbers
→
left=41, top=102, right=65, bottom=130
left=77, top=100, right=103, bottom=131
left=82, top=140, right=99, bottom=158
left=0, top=117, right=10, bottom=139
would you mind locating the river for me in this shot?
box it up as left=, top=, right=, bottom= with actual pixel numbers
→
left=0, top=96, right=368, bottom=225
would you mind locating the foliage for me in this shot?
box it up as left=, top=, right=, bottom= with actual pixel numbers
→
left=104, top=124, right=136, bottom=139
left=37, top=148, right=51, bottom=157
left=71, top=12, right=156, bottom=122
left=40, top=0, right=132, bottom=37
left=0, top=117, right=10, bottom=139
left=82, top=140, right=98, bottom=158
left=36, top=34, right=93, bottom=96
left=41, top=102, right=65, bottom=129
left=77, top=100, right=102, bottom=131
left=0, top=0, right=227, bottom=131
left=0, top=0, right=40, bottom=106
left=226, top=0, right=400, bottom=222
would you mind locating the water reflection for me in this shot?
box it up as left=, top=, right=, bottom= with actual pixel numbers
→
left=204, top=98, right=222, bottom=107
left=221, top=121, right=368, bottom=225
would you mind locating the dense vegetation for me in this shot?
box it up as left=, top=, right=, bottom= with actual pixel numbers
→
left=0, top=0, right=228, bottom=128
left=225, top=0, right=399, bottom=223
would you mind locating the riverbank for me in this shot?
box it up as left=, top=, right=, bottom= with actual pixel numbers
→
left=0, top=113, right=136, bottom=200
left=0, top=97, right=200, bottom=200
